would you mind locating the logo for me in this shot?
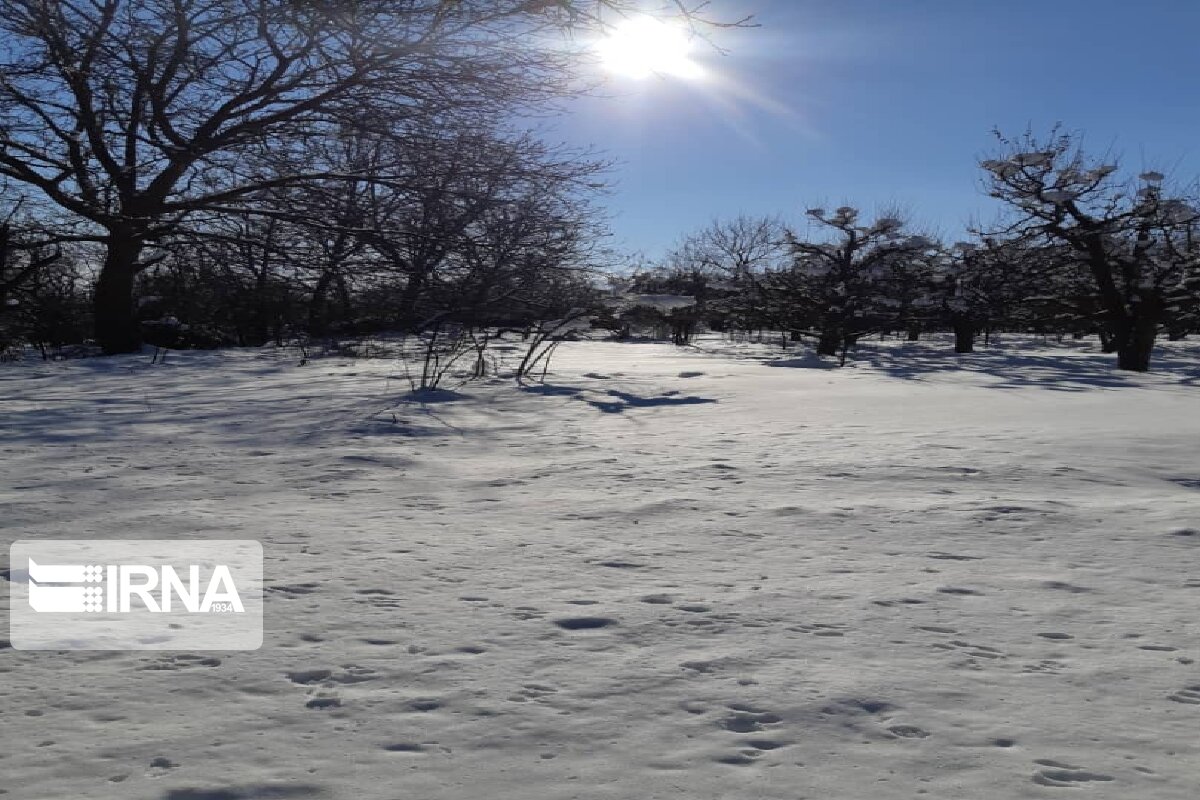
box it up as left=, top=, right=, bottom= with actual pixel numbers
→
left=27, top=559, right=243, bottom=613
left=9, top=540, right=262, bottom=650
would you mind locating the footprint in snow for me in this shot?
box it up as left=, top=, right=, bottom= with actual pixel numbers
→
left=286, top=668, right=332, bottom=685
left=719, top=703, right=784, bottom=733
left=1042, top=581, right=1093, bottom=594
left=507, top=684, right=558, bottom=703
left=788, top=622, right=846, bottom=637
left=1168, top=685, right=1200, bottom=705
left=1031, top=759, right=1114, bottom=787
left=137, top=653, right=221, bottom=671
left=287, top=665, right=376, bottom=686
left=927, top=552, right=983, bottom=561
left=872, top=598, right=928, bottom=608
left=406, top=698, right=442, bottom=712
left=714, top=752, right=761, bottom=766
left=305, top=696, right=341, bottom=710
left=513, top=606, right=547, bottom=620
left=820, top=698, right=895, bottom=717
left=931, top=640, right=1004, bottom=660
left=887, top=725, right=930, bottom=739
left=266, top=582, right=319, bottom=598
left=553, top=616, right=617, bottom=630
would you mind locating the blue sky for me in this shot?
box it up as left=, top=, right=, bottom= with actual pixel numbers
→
left=554, top=0, right=1200, bottom=260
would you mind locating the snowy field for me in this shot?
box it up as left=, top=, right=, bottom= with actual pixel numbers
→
left=3, top=334, right=1200, bottom=800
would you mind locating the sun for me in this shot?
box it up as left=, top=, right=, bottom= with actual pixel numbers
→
left=597, top=17, right=704, bottom=80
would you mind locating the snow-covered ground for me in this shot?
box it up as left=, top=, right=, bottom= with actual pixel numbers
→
left=3, top=334, right=1199, bottom=800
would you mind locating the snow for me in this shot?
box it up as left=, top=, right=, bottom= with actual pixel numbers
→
left=869, top=217, right=903, bottom=235
left=981, top=160, right=1021, bottom=179
left=3, top=334, right=1200, bottom=799
left=1012, top=152, right=1053, bottom=168
left=1086, top=165, right=1119, bottom=180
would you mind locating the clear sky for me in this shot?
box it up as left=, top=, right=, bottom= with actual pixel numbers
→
left=554, top=0, right=1200, bottom=260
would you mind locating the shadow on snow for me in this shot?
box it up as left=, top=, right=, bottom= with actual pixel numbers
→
left=765, top=340, right=1200, bottom=391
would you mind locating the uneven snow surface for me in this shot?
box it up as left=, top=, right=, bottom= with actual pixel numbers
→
left=3, top=336, right=1199, bottom=799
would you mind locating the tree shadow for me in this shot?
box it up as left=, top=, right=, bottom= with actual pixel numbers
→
left=585, top=389, right=718, bottom=414
left=520, top=380, right=717, bottom=414
left=401, top=387, right=468, bottom=404
left=767, top=339, right=1200, bottom=391
left=163, top=785, right=327, bottom=800
left=860, top=346, right=1139, bottom=391
left=765, top=354, right=840, bottom=371
left=517, top=382, right=584, bottom=397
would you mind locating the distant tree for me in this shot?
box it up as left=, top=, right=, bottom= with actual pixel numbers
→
left=774, top=207, right=940, bottom=361
left=0, top=212, right=60, bottom=313
left=667, top=215, right=788, bottom=335
left=354, top=127, right=609, bottom=333
left=937, top=237, right=1054, bottom=353
left=0, top=206, right=70, bottom=354
left=981, top=129, right=1200, bottom=371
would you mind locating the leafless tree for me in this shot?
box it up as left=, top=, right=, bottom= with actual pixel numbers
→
left=779, top=206, right=939, bottom=359
left=980, top=128, right=1200, bottom=371
left=0, top=209, right=61, bottom=310
left=670, top=214, right=788, bottom=279
left=0, top=0, right=744, bottom=353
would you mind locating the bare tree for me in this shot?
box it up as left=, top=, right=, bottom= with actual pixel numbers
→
left=981, top=129, right=1200, bottom=371
left=335, top=123, right=608, bottom=332
left=0, top=210, right=61, bottom=310
left=0, top=0, right=743, bottom=353
left=779, top=206, right=939, bottom=360
left=670, top=215, right=788, bottom=279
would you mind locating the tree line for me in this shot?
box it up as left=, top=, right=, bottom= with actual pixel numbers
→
left=0, top=3, right=1195, bottom=374
left=624, top=129, right=1200, bottom=372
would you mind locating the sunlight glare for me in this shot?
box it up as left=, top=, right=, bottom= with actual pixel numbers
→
left=597, top=17, right=704, bottom=80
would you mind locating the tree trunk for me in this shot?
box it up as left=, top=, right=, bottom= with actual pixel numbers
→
left=952, top=319, right=975, bottom=353
left=308, top=270, right=337, bottom=338
left=817, top=328, right=840, bottom=356
left=1115, top=317, right=1157, bottom=372
left=247, top=272, right=271, bottom=347
left=93, top=237, right=144, bottom=354
left=397, top=271, right=426, bottom=332
left=906, top=323, right=921, bottom=342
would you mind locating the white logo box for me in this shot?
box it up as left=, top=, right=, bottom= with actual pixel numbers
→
left=8, top=540, right=262, bottom=650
